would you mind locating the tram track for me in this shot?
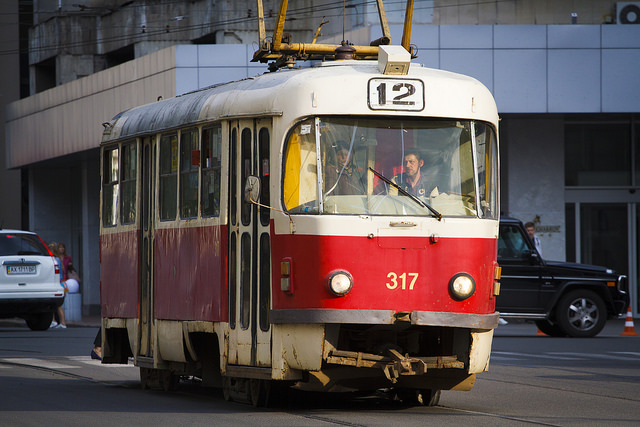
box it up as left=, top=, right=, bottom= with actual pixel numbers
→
left=484, top=363, right=640, bottom=403
left=3, top=356, right=636, bottom=426
left=0, top=357, right=138, bottom=388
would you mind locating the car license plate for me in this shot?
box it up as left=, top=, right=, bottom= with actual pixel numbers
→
left=7, top=265, right=37, bottom=275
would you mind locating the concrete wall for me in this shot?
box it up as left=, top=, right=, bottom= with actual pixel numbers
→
left=6, top=47, right=178, bottom=168
left=0, top=2, right=22, bottom=229
left=28, top=152, right=101, bottom=312
left=174, top=44, right=268, bottom=94
left=501, top=117, right=566, bottom=261
left=374, top=24, right=640, bottom=114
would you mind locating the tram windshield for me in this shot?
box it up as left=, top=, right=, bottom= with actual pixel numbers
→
left=283, top=117, right=498, bottom=218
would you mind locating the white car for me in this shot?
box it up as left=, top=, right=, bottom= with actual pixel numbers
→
left=0, top=230, right=65, bottom=330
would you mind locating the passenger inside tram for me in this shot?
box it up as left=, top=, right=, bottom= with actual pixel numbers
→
left=324, top=140, right=366, bottom=196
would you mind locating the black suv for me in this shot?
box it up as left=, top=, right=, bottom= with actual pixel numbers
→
left=496, top=218, right=629, bottom=337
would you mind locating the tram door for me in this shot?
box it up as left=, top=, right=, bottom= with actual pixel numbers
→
left=139, top=137, right=155, bottom=357
left=228, top=119, right=272, bottom=367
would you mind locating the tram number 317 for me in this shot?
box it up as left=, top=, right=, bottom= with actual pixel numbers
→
left=386, top=272, right=419, bottom=290
left=368, top=78, right=425, bottom=111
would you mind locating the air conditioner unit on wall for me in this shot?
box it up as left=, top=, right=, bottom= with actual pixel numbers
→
left=617, top=2, right=640, bottom=24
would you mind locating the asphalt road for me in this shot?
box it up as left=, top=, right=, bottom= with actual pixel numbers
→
left=0, top=319, right=638, bottom=426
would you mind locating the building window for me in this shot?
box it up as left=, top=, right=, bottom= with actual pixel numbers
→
left=201, top=125, right=222, bottom=217
left=160, top=133, right=178, bottom=220
left=120, top=141, right=137, bottom=224
left=565, top=122, right=630, bottom=186
left=635, top=122, right=640, bottom=187
left=180, top=128, right=199, bottom=219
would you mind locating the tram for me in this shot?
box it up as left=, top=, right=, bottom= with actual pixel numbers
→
left=99, top=0, right=500, bottom=406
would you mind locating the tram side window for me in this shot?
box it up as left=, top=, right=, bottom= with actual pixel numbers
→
left=283, top=119, right=318, bottom=211
left=102, top=147, right=119, bottom=227
left=201, top=125, right=222, bottom=217
left=159, top=133, right=178, bottom=220
left=259, top=127, right=270, bottom=226
left=120, top=141, right=137, bottom=224
left=475, top=123, right=498, bottom=219
left=180, top=129, right=199, bottom=219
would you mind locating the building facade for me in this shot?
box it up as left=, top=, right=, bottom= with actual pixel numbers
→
left=3, top=0, right=640, bottom=316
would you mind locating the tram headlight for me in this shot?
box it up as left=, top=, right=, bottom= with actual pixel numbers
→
left=449, top=273, right=476, bottom=301
left=328, top=271, right=353, bottom=296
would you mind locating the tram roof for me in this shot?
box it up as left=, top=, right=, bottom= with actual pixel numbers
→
left=101, top=60, right=498, bottom=144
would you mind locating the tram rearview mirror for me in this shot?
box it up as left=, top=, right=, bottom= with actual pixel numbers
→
left=244, top=175, right=261, bottom=204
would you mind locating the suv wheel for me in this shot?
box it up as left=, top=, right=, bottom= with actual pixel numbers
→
left=535, top=319, right=566, bottom=337
left=556, top=290, right=607, bottom=338
left=26, top=312, right=53, bottom=331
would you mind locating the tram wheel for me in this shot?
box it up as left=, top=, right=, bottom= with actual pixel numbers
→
left=249, top=379, right=270, bottom=407
left=161, top=370, right=178, bottom=392
left=396, top=388, right=441, bottom=407
left=140, top=367, right=151, bottom=390
left=222, top=377, right=233, bottom=402
left=422, top=389, right=441, bottom=407
left=139, top=367, right=178, bottom=391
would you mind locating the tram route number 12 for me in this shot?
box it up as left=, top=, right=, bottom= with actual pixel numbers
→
left=368, top=78, right=424, bottom=111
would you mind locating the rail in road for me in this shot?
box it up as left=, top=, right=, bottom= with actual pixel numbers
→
left=1, top=320, right=639, bottom=426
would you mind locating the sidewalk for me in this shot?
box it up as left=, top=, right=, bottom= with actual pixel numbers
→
left=495, top=318, right=638, bottom=338
left=0, top=314, right=101, bottom=329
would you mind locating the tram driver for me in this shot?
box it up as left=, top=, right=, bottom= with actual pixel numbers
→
left=390, top=149, right=438, bottom=198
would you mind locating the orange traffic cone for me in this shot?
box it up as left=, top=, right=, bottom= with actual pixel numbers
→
left=620, top=307, right=638, bottom=336
left=536, top=328, right=545, bottom=336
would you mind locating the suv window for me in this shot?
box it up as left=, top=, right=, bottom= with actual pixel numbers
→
left=498, top=224, right=533, bottom=260
left=0, top=233, right=49, bottom=257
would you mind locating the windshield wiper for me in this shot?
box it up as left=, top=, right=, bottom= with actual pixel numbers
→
left=369, top=167, right=442, bottom=221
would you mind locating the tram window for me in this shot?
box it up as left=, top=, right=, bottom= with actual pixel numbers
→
left=259, top=233, right=270, bottom=332
left=240, top=232, right=251, bottom=330
left=229, top=232, right=237, bottom=329
left=102, top=147, right=119, bottom=227
left=259, top=127, right=270, bottom=226
left=475, top=123, right=498, bottom=219
left=283, top=119, right=318, bottom=211
left=159, top=133, right=178, bottom=221
left=180, top=128, right=199, bottom=219
left=241, top=128, right=252, bottom=226
left=201, top=125, right=222, bottom=217
left=230, top=128, right=237, bottom=226
left=283, top=117, right=498, bottom=218
left=120, top=141, right=137, bottom=224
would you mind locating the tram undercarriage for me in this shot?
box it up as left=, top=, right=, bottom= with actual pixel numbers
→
left=101, top=317, right=493, bottom=406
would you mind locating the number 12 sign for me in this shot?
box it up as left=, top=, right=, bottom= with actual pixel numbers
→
left=368, top=78, right=424, bottom=111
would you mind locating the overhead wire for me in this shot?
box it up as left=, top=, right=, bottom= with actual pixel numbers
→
left=0, top=0, right=508, bottom=57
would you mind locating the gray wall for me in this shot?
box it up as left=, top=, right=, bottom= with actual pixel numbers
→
left=0, top=2, right=21, bottom=229
left=501, top=117, right=566, bottom=261
left=28, top=152, right=101, bottom=313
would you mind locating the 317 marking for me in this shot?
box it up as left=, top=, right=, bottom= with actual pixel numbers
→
left=386, top=272, right=419, bottom=290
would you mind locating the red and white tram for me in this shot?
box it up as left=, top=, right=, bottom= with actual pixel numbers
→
left=99, top=2, right=500, bottom=406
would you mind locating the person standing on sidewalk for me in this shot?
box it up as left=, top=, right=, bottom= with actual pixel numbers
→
left=48, top=242, right=67, bottom=329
